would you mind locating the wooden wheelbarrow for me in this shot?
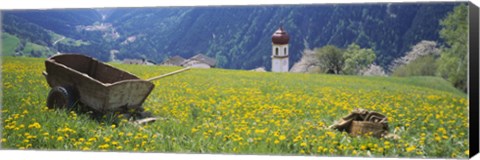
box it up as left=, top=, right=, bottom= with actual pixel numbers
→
left=43, top=54, right=190, bottom=123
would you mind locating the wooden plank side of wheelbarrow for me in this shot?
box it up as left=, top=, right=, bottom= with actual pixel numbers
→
left=45, top=58, right=108, bottom=112
left=45, top=54, right=156, bottom=113
left=106, top=80, right=154, bottom=112
left=88, top=57, right=140, bottom=84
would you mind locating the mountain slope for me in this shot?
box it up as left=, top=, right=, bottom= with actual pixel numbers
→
left=1, top=3, right=460, bottom=70
left=4, top=9, right=101, bottom=39
left=2, top=9, right=111, bottom=59
left=105, top=3, right=457, bottom=69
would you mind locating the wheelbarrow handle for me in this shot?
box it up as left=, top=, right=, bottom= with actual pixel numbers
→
left=146, top=67, right=191, bottom=82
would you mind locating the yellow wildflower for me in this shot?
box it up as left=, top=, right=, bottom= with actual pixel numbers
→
left=300, top=142, right=307, bottom=147
left=406, top=145, right=416, bottom=152
left=99, top=144, right=110, bottom=149
left=360, top=145, right=367, bottom=150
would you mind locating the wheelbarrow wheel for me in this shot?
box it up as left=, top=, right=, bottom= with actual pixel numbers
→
left=46, top=86, right=78, bottom=109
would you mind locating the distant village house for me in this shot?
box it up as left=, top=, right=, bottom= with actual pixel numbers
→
left=123, top=58, right=156, bottom=65
left=162, top=55, right=186, bottom=66
left=251, top=67, right=266, bottom=72
left=162, top=54, right=216, bottom=69
left=182, top=54, right=216, bottom=68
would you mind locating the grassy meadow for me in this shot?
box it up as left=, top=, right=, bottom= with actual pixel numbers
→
left=0, top=56, right=469, bottom=158
left=1, top=33, right=20, bottom=56
left=1, top=33, right=55, bottom=57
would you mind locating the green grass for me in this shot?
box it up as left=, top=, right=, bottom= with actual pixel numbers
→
left=57, top=38, right=90, bottom=47
left=1, top=32, right=55, bottom=57
left=348, top=75, right=465, bottom=97
left=23, top=42, right=44, bottom=53
left=49, top=31, right=64, bottom=43
left=390, top=76, right=465, bottom=96
left=1, top=33, right=21, bottom=56
left=1, top=56, right=469, bottom=158
left=22, top=42, right=55, bottom=57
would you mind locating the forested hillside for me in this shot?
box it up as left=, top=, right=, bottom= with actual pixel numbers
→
left=1, top=3, right=460, bottom=70
left=5, top=9, right=101, bottom=39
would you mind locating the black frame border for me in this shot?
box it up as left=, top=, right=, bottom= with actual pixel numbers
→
left=469, top=1, right=479, bottom=158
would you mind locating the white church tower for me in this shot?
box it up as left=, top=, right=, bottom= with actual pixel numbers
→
left=271, top=26, right=290, bottom=72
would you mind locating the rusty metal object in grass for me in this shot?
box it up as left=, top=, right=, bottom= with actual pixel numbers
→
left=349, top=121, right=387, bottom=138
left=329, top=108, right=399, bottom=139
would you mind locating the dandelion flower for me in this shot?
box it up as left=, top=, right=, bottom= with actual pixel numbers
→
left=406, top=145, right=416, bottom=152
left=300, top=142, right=307, bottom=147
left=360, top=145, right=367, bottom=150
left=99, top=144, right=110, bottom=149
